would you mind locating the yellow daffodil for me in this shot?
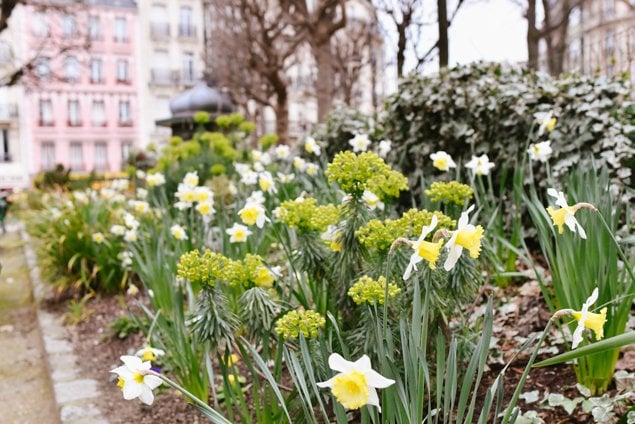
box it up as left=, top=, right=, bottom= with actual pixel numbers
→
left=317, top=353, right=395, bottom=412
left=444, top=205, right=484, bottom=271
left=546, top=188, right=595, bottom=239
left=535, top=111, right=557, bottom=135
left=239, top=202, right=269, bottom=228
left=254, top=266, right=275, bottom=288
left=403, top=215, right=443, bottom=280
left=135, top=345, right=165, bottom=362
left=321, top=225, right=343, bottom=252
left=553, top=287, right=607, bottom=349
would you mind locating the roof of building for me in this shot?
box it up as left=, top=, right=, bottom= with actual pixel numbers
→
left=169, top=82, right=234, bottom=117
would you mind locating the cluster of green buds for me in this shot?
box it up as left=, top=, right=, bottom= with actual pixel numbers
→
left=274, top=309, right=326, bottom=340
left=276, top=197, right=340, bottom=233
left=425, top=181, right=474, bottom=206
left=348, top=276, right=401, bottom=305
left=325, top=151, right=408, bottom=200
left=356, top=209, right=455, bottom=252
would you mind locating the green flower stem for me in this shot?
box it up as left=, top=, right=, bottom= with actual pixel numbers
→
left=502, top=319, right=552, bottom=424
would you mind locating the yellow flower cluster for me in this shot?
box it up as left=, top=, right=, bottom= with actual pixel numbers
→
left=425, top=181, right=474, bottom=206
left=356, top=209, right=455, bottom=252
left=177, top=249, right=274, bottom=288
left=277, top=198, right=340, bottom=233
left=326, top=151, right=408, bottom=200
left=275, top=310, right=326, bottom=340
left=200, top=132, right=239, bottom=161
left=348, top=276, right=401, bottom=305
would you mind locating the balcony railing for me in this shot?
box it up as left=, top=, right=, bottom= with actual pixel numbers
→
left=150, top=22, right=170, bottom=39
left=119, top=119, right=133, bottom=127
left=68, top=119, right=83, bottom=127
left=178, top=24, right=196, bottom=38
left=38, top=119, right=54, bottom=127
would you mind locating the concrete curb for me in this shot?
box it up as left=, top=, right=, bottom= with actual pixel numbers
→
left=20, top=226, right=110, bottom=424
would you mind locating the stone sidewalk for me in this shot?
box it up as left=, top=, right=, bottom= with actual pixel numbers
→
left=0, top=223, right=110, bottom=424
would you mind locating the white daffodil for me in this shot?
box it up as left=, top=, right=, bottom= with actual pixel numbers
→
left=429, top=151, right=456, bottom=172
left=535, top=111, right=557, bottom=136
left=402, top=215, right=443, bottom=280
left=305, top=136, right=321, bottom=156
left=246, top=190, right=266, bottom=205
left=183, top=171, right=199, bottom=188
left=241, top=171, right=258, bottom=186
left=92, top=232, right=105, bottom=244
left=196, top=201, right=214, bottom=216
left=135, top=345, right=165, bottom=362
left=111, top=225, right=126, bottom=236
left=175, top=183, right=196, bottom=205
left=226, top=223, right=252, bottom=243
left=362, top=190, right=384, bottom=211
left=118, top=251, right=133, bottom=267
left=317, top=353, right=395, bottom=412
left=546, top=188, right=594, bottom=239
left=349, top=134, right=371, bottom=152
left=239, top=202, right=269, bottom=228
left=111, top=355, right=162, bottom=405
left=124, top=230, right=138, bottom=243
left=277, top=172, right=295, bottom=184
left=146, top=172, right=165, bottom=187
left=274, top=145, right=291, bottom=160
left=465, top=154, right=495, bottom=176
left=170, top=224, right=188, bottom=240
left=293, top=157, right=307, bottom=171
left=193, top=186, right=213, bottom=203
left=136, top=170, right=146, bottom=180
left=258, top=172, right=277, bottom=193
left=123, top=213, right=139, bottom=229
left=378, top=140, right=392, bottom=158
left=132, top=200, right=150, bottom=214
left=444, top=205, right=484, bottom=271
left=527, top=140, right=553, bottom=163
left=234, top=163, right=251, bottom=177
left=553, top=288, right=607, bottom=349
left=305, top=163, right=319, bottom=176
left=253, top=161, right=265, bottom=172
left=136, top=188, right=148, bottom=200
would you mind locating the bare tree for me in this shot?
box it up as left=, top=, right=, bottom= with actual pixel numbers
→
left=205, top=0, right=304, bottom=144
left=515, top=0, right=584, bottom=75
left=280, top=0, right=347, bottom=122
left=0, top=0, right=90, bottom=87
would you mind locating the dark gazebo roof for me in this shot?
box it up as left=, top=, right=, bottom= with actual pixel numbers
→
left=156, top=82, right=235, bottom=130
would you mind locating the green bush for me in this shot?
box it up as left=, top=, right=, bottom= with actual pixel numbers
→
left=311, top=106, right=376, bottom=160
left=383, top=62, right=635, bottom=194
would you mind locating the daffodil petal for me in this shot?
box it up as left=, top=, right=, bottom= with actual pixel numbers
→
left=444, top=245, right=463, bottom=271
left=138, top=386, right=155, bottom=405
left=363, top=369, right=395, bottom=388
left=121, top=355, right=143, bottom=370
left=316, top=377, right=335, bottom=388
left=144, top=374, right=162, bottom=390
left=123, top=381, right=144, bottom=400
left=367, top=387, right=381, bottom=411
left=328, top=353, right=353, bottom=374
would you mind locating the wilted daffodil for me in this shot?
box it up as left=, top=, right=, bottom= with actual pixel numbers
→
left=135, top=345, right=165, bottom=362
left=527, top=140, right=553, bottom=163
left=429, top=151, right=456, bottom=172
left=444, top=205, right=484, bottom=271
left=110, top=355, right=162, bottom=405
left=553, top=287, right=607, bottom=349
left=401, top=214, right=444, bottom=280
left=465, top=154, right=495, bottom=176
left=317, top=353, right=395, bottom=412
left=546, top=188, right=596, bottom=239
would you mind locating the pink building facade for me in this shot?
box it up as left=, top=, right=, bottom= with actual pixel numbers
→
left=22, top=0, right=139, bottom=175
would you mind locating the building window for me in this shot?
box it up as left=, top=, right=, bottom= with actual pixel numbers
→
left=69, top=142, right=84, bottom=172
left=39, top=99, right=53, bottom=126
left=62, top=15, right=77, bottom=38
left=116, top=59, right=130, bottom=83
left=605, top=30, right=615, bottom=57
left=68, top=100, right=81, bottom=126
left=64, top=56, right=80, bottom=83
left=118, top=100, right=131, bottom=125
left=182, top=52, right=195, bottom=83
left=92, top=101, right=106, bottom=127
left=33, top=13, right=49, bottom=37
left=89, top=16, right=101, bottom=40
left=94, top=142, right=108, bottom=172
left=603, top=0, right=615, bottom=19
left=121, top=142, right=132, bottom=162
left=179, top=6, right=195, bottom=37
left=1, top=128, right=10, bottom=162
left=41, top=142, right=55, bottom=170
left=150, top=4, right=169, bottom=38
left=114, top=17, right=128, bottom=42
left=90, top=58, right=103, bottom=84
left=36, top=57, right=50, bottom=80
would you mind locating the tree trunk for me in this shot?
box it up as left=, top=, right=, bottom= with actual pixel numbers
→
left=275, top=90, right=289, bottom=145
left=526, top=0, right=539, bottom=70
left=437, top=0, right=449, bottom=68
left=396, top=22, right=407, bottom=78
left=313, top=40, right=334, bottom=122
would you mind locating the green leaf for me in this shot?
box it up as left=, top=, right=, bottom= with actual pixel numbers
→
left=534, top=332, right=635, bottom=367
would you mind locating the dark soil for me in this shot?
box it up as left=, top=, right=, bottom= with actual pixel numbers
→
left=47, top=295, right=206, bottom=424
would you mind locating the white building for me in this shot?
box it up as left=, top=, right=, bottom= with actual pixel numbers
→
left=136, top=0, right=206, bottom=147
